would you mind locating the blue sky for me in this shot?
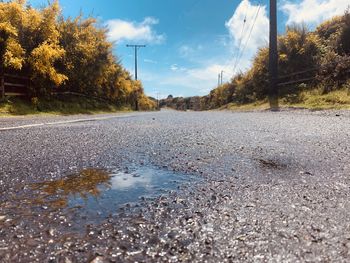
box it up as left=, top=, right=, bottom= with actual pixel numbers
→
left=28, top=0, right=349, bottom=98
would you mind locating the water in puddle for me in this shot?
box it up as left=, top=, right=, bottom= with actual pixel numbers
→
left=32, top=166, right=196, bottom=224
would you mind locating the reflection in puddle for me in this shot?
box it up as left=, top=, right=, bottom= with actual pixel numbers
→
left=32, top=169, right=111, bottom=209
left=32, top=166, right=196, bottom=224
left=111, top=172, right=152, bottom=190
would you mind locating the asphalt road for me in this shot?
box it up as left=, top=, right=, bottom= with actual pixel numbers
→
left=1, top=109, right=350, bottom=262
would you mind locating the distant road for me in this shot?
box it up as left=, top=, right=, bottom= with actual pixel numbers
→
left=1, top=109, right=350, bottom=262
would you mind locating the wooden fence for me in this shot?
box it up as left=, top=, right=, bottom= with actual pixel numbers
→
left=1, top=73, right=30, bottom=99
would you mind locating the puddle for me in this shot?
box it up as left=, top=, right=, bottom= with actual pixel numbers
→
left=32, top=166, right=197, bottom=225
left=32, top=169, right=111, bottom=209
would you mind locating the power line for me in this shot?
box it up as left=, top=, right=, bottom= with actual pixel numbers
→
left=240, top=4, right=261, bottom=62
left=232, top=0, right=249, bottom=74
left=233, top=2, right=262, bottom=74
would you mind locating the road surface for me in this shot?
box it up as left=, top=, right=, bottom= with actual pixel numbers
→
left=1, top=109, right=350, bottom=262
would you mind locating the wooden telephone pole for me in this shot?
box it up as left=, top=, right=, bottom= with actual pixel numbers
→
left=126, top=44, right=146, bottom=111
left=126, top=44, right=146, bottom=80
left=269, top=0, right=279, bottom=109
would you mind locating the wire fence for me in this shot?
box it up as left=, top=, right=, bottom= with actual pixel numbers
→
left=277, top=56, right=350, bottom=87
left=52, top=91, right=114, bottom=103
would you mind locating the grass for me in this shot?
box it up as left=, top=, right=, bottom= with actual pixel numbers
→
left=221, top=88, right=350, bottom=111
left=0, top=95, right=132, bottom=117
left=288, top=89, right=350, bottom=110
left=220, top=100, right=270, bottom=111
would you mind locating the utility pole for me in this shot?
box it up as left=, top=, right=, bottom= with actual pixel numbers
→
left=126, top=44, right=146, bottom=80
left=269, top=0, right=279, bottom=109
left=218, top=74, right=221, bottom=86
left=156, top=92, right=160, bottom=110
left=220, top=70, right=224, bottom=85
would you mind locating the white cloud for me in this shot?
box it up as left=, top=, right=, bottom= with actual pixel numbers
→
left=106, top=17, right=165, bottom=44
left=170, top=64, right=179, bottom=71
left=282, top=0, right=349, bottom=25
left=144, top=59, right=157, bottom=64
left=179, top=45, right=194, bottom=57
left=140, top=60, right=236, bottom=98
left=178, top=44, right=203, bottom=58
left=225, top=0, right=269, bottom=73
left=170, top=64, right=187, bottom=72
left=216, top=35, right=231, bottom=47
left=158, top=62, right=235, bottom=95
left=187, top=64, right=233, bottom=83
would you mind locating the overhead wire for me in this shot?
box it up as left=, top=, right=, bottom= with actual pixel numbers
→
left=233, top=0, right=262, bottom=74
left=231, top=0, right=249, bottom=70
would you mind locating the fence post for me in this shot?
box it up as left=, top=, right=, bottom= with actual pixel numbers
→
left=27, top=77, right=31, bottom=98
left=0, top=74, right=4, bottom=100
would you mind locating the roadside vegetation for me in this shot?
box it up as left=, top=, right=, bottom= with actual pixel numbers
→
left=0, top=96, right=134, bottom=116
left=161, top=11, right=350, bottom=111
left=0, top=0, right=156, bottom=114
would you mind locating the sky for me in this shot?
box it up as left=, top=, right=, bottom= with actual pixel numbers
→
left=28, top=0, right=350, bottom=98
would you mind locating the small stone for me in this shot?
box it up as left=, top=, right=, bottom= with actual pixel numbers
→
left=90, top=257, right=105, bottom=263
left=167, top=230, right=177, bottom=239
left=0, top=215, right=6, bottom=221
left=48, top=228, right=56, bottom=237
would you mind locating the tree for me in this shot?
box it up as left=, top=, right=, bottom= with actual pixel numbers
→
left=0, top=0, right=156, bottom=110
left=316, top=11, right=350, bottom=92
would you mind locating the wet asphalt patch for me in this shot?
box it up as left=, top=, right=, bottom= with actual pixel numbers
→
left=26, top=166, right=199, bottom=229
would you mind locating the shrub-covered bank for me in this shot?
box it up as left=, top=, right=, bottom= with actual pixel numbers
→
left=0, top=1, right=156, bottom=111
